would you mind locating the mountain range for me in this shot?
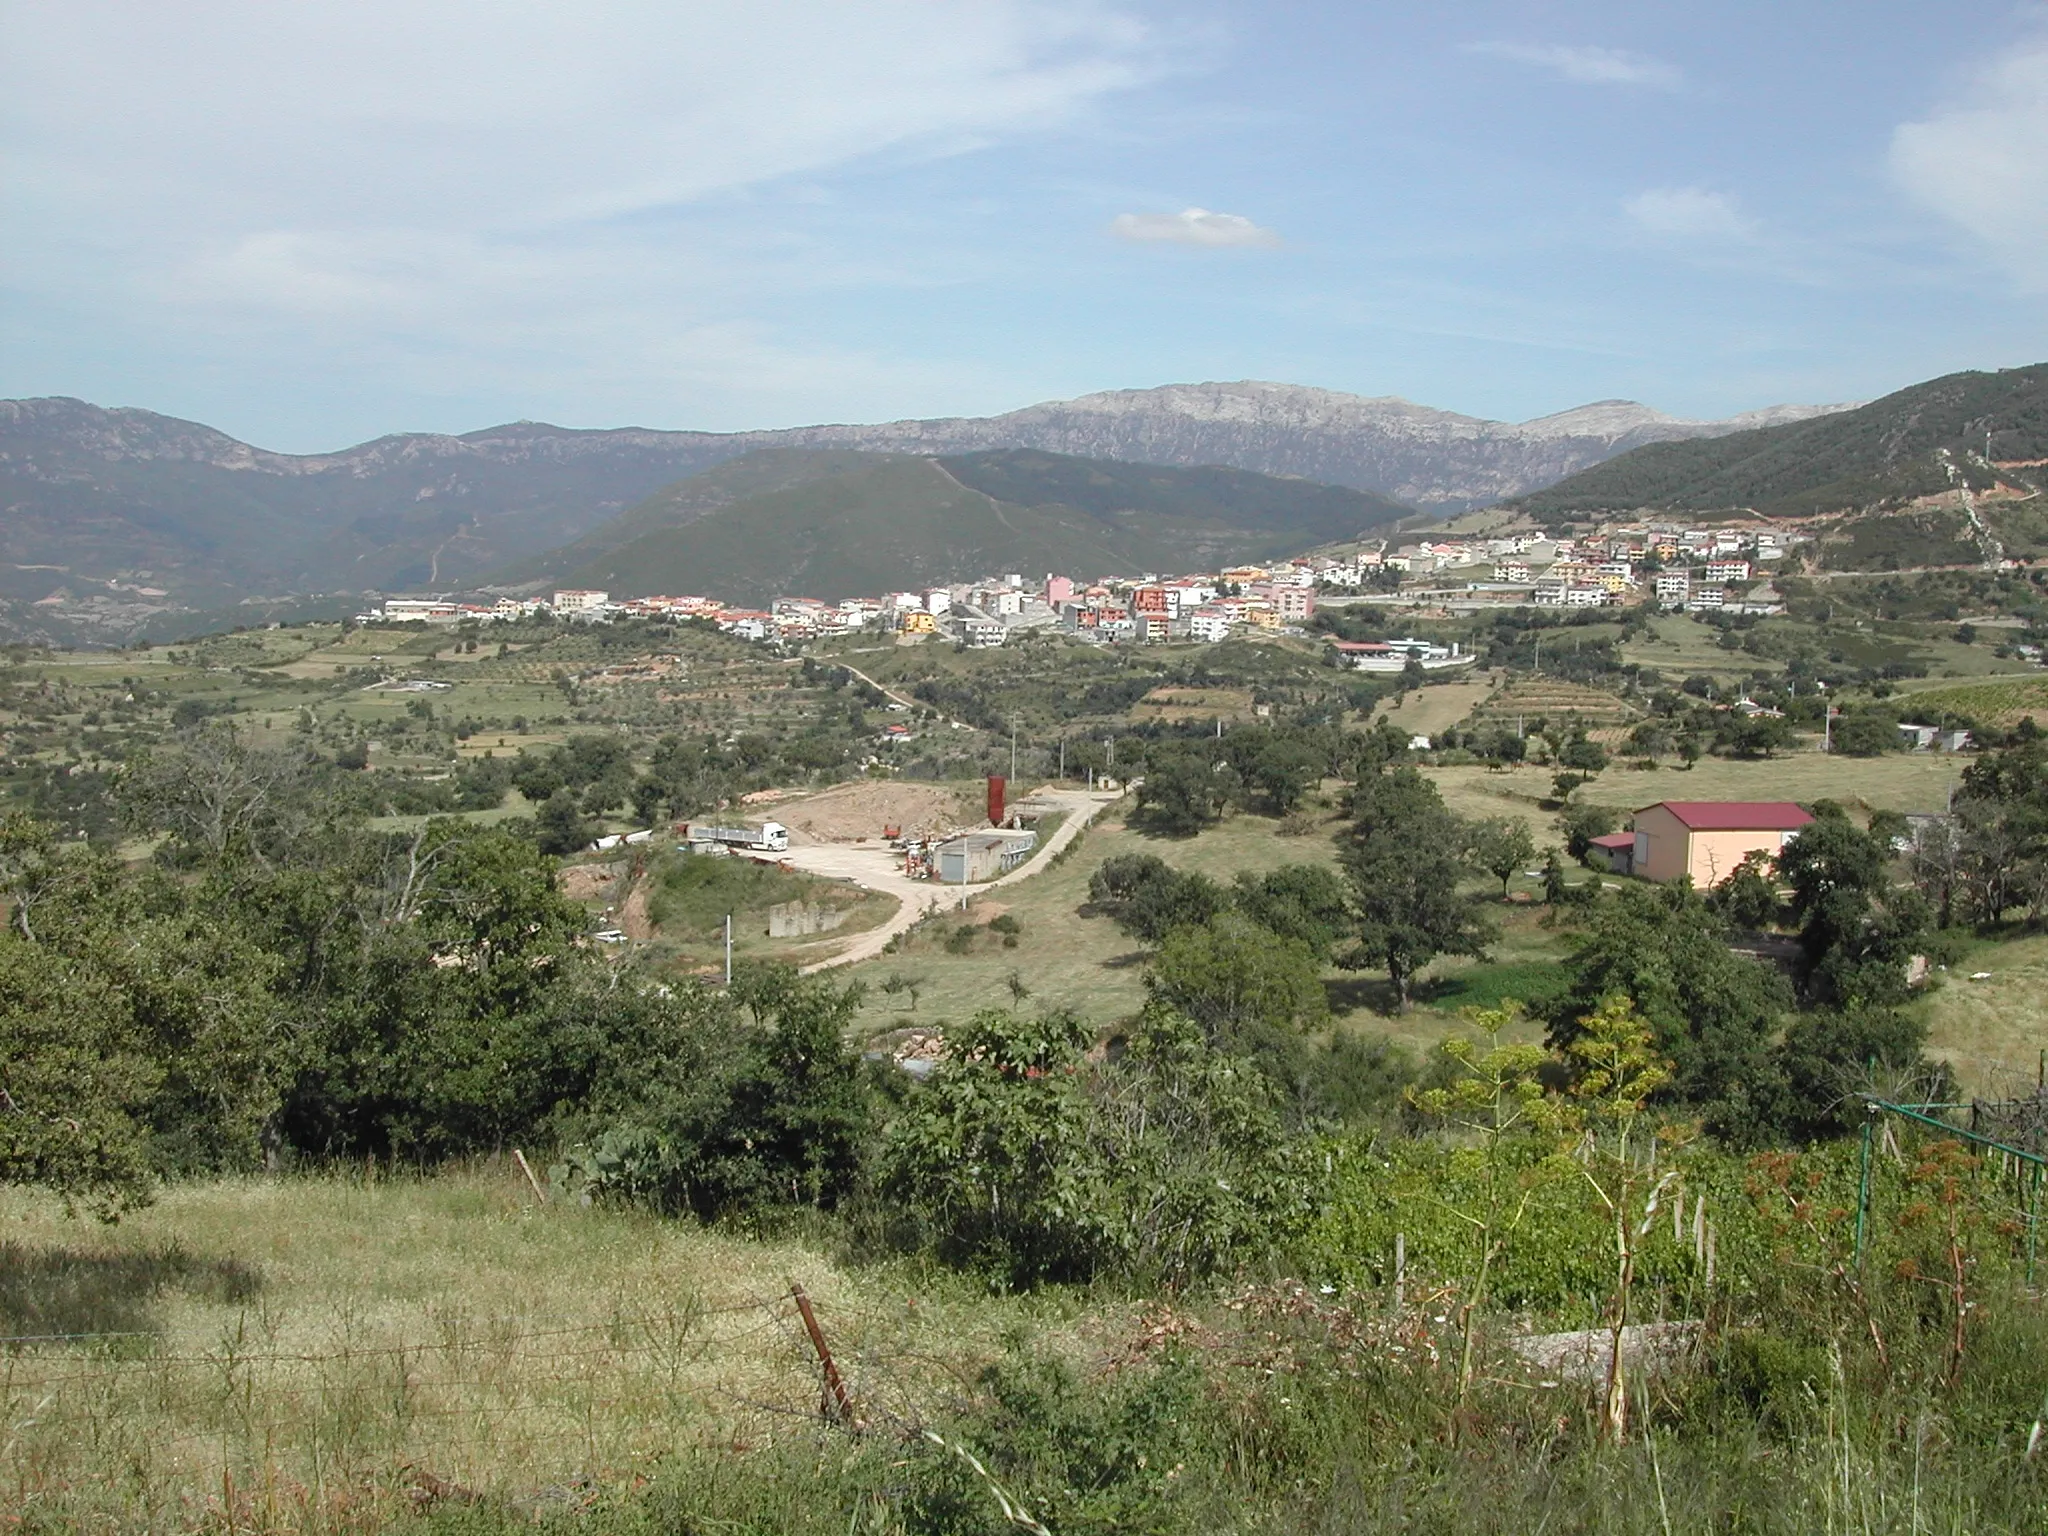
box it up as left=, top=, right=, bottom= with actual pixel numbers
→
left=0, top=381, right=1848, bottom=639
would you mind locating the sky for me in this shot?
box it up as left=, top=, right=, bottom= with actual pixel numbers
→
left=4, top=0, right=2048, bottom=451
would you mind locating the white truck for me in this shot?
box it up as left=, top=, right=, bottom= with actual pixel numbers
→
left=683, top=820, right=789, bottom=853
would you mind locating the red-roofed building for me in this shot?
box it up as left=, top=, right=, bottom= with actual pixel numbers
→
left=1587, top=831, right=1637, bottom=876
left=1630, top=801, right=1814, bottom=887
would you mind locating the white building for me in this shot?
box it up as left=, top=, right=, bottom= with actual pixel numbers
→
left=1705, top=560, right=1752, bottom=583
left=553, top=589, right=609, bottom=614
left=1654, top=570, right=1691, bottom=605
left=1187, top=610, right=1233, bottom=643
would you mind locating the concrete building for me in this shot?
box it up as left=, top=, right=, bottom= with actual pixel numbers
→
left=1630, top=801, right=1814, bottom=887
left=935, top=830, right=1037, bottom=883
left=552, top=589, right=610, bottom=615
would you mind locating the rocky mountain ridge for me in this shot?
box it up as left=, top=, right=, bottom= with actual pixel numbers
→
left=0, top=382, right=1850, bottom=643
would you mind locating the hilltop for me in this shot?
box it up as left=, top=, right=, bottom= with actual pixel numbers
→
left=542, top=448, right=1415, bottom=605
left=1512, top=363, right=2048, bottom=527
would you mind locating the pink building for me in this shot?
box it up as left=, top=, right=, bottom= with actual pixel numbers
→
left=1630, top=801, right=1814, bottom=887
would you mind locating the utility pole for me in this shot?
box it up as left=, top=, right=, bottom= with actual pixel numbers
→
left=1009, top=715, right=1019, bottom=784
left=1058, top=737, right=1065, bottom=783
left=724, top=913, right=732, bottom=984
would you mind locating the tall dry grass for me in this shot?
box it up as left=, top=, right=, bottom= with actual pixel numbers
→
left=0, top=1167, right=1087, bottom=1529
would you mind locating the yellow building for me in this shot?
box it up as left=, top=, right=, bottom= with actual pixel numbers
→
left=1630, top=801, right=1814, bottom=887
left=899, top=611, right=937, bottom=634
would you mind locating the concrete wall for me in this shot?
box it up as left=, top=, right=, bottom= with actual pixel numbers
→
left=767, top=902, right=851, bottom=938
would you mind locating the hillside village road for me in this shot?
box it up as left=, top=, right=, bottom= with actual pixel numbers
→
left=788, top=787, right=1124, bottom=972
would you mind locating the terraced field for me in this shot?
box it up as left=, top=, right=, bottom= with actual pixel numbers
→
left=1463, top=677, right=1639, bottom=731
left=1891, top=675, right=2048, bottom=725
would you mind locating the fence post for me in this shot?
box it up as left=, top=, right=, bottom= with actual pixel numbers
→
left=790, top=1282, right=853, bottom=1425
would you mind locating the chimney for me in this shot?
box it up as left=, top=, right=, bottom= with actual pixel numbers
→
left=986, top=775, right=1006, bottom=826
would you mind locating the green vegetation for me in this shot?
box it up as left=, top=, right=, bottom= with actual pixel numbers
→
left=1514, top=361, right=2048, bottom=524
left=10, top=592, right=2048, bottom=1531
left=556, top=448, right=1412, bottom=605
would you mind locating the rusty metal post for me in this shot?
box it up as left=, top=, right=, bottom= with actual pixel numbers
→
left=790, top=1282, right=853, bottom=1424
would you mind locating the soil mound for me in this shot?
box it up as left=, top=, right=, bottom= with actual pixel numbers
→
left=774, top=781, right=984, bottom=844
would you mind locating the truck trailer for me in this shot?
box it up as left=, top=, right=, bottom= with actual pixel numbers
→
left=680, top=820, right=790, bottom=853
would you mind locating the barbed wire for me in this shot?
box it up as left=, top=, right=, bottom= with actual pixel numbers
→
left=0, top=1294, right=787, bottom=1371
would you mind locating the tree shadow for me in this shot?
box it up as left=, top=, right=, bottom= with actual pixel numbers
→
left=1102, top=949, right=1153, bottom=971
left=0, top=1240, right=262, bottom=1346
left=1325, top=974, right=1400, bottom=1017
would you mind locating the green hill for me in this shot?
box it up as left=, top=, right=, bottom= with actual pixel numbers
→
left=500, top=448, right=880, bottom=587
left=1513, top=363, right=2048, bottom=526
left=552, top=449, right=1414, bottom=604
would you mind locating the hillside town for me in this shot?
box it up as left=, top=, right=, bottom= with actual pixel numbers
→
left=359, top=520, right=1812, bottom=648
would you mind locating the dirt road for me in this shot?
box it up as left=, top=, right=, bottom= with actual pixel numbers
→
left=784, top=786, right=1123, bottom=972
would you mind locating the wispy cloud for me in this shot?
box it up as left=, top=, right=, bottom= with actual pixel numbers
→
left=1467, top=42, right=1681, bottom=90
left=1892, top=39, right=2048, bottom=289
left=1625, top=187, right=1757, bottom=242
left=0, top=0, right=1163, bottom=433
left=1110, top=208, right=1280, bottom=248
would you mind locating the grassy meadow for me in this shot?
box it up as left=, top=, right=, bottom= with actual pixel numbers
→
left=0, top=1170, right=1082, bottom=1530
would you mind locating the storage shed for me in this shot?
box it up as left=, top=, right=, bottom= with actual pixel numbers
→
left=1630, top=801, right=1814, bottom=888
left=935, top=830, right=1038, bottom=884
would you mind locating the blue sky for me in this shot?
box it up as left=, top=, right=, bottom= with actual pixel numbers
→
left=4, top=0, right=2047, bottom=450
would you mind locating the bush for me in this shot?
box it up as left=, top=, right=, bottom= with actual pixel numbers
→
left=555, top=967, right=873, bottom=1223
left=876, top=1006, right=1315, bottom=1288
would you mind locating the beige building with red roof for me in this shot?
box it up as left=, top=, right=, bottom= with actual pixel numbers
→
left=1630, top=801, right=1815, bottom=887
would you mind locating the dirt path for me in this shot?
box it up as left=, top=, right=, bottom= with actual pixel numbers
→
left=835, top=661, right=921, bottom=712
left=785, top=787, right=1123, bottom=972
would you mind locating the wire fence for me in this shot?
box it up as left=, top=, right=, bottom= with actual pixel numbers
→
left=0, top=1283, right=927, bottom=1515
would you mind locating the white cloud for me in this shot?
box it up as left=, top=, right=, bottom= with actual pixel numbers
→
left=1892, top=40, right=2048, bottom=289
left=0, top=0, right=1161, bottom=428
left=1625, top=187, right=1758, bottom=242
left=0, top=1, right=1156, bottom=232
left=1468, top=42, right=1681, bottom=90
left=1110, top=208, right=1280, bottom=248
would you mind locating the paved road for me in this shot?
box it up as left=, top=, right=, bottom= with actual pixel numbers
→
left=782, top=786, right=1124, bottom=972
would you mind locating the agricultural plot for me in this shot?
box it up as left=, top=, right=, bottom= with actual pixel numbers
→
left=1428, top=753, right=1967, bottom=828
left=1463, top=676, right=1638, bottom=730
left=1128, top=685, right=1257, bottom=724
left=1370, top=675, right=1497, bottom=736
left=1892, top=675, right=2048, bottom=725
left=1619, top=614, right=1784, bottom=677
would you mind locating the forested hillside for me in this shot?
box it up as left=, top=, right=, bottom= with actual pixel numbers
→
left=553, top=448, right=1415, bottom=604
left=1514, top=363, right=2048, bottom=524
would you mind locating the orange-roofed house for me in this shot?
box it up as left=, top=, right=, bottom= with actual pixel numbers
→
left=1630, top=801, right=1815, bottom=888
